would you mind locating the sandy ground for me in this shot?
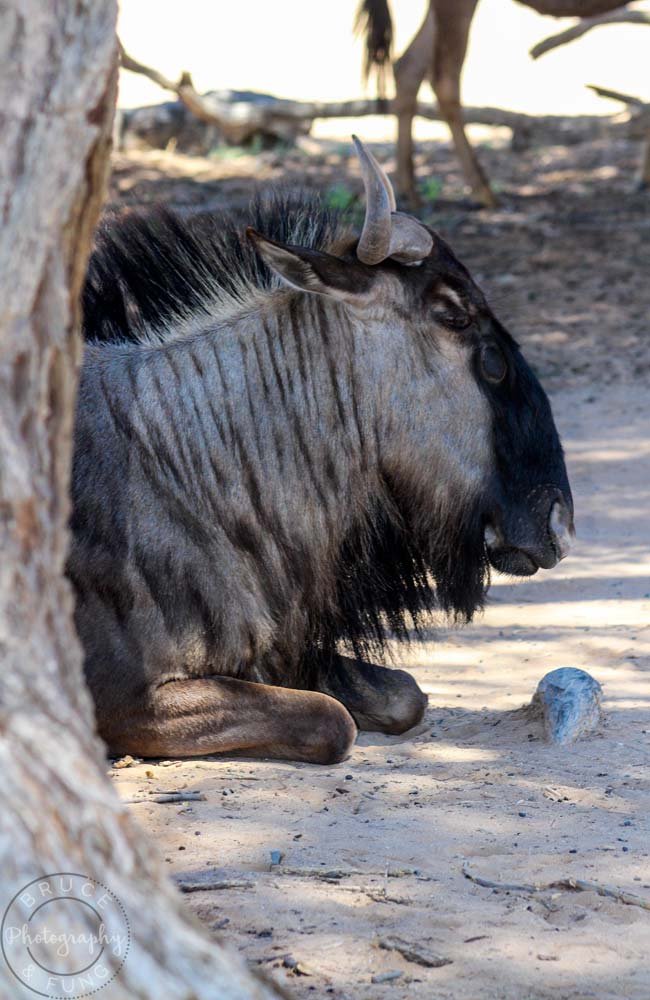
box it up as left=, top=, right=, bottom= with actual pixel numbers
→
left=110, top=384, right=650, bottom=1000
left=106, top=138, right=649, bottom=998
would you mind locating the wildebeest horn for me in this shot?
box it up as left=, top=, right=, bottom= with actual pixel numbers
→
left=364, top=143, right=397, bottom=213
left=353, top=135, right=433, bottom=266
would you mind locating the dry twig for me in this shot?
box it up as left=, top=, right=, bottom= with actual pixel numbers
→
left=122, top=790, right=206, bottom=804
left=462, top=864, right=650, bottom=912
left=587, top=84, right=646, bottom=106
left=376, top=936, right=453, bottom=968
left=176, top=879, right=254, bottom=894
left=277, top=865, right=425, bottom=880
left=531, top=9, right=650, bottom=60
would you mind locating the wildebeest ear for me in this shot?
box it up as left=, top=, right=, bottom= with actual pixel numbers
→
left=246, top=228, right=373, bottom=301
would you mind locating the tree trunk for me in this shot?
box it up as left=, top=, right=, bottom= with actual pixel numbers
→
left=0, top=5, right=280, bottom=999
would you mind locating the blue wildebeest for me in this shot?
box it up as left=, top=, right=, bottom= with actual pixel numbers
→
left=72, top=138, right=573, bottom=763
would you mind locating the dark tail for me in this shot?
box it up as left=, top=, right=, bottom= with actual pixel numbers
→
left=354, top=0, right=393, bottom=100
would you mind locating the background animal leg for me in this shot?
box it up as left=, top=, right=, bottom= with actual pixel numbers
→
left=98, top=676, right=357, bottom=763
left=315, top=654, right=428, bottom=734
left=393, top=8, right=435, bottom=208
left=432, top=0, right=496, bottom=207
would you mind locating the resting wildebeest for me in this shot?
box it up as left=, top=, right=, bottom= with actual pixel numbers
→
left=71, top=138, right=573, bottom=763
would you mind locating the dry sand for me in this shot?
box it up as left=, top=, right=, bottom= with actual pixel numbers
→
left=111, top=382, right=650, bottom=1000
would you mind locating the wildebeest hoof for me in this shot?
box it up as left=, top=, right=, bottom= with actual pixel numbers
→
left=531, top=667, right=603, bottom=745
left=374, top=670, right=428, bottom=735
left=308, top=695, right=358, bottom=764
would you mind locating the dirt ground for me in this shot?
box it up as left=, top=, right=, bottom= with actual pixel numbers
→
left=107, top=134, right=650, bottom=999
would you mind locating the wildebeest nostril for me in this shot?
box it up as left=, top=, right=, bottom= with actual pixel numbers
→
left=484, top=524, right=499, bottom=549
left=548, top=500, right=572, bottom=561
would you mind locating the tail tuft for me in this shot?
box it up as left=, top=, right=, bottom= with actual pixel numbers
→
left=354, top=0, right=393, bottom=100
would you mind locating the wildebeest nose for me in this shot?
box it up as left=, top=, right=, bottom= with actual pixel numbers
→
left=548, top=499, right=572, bottom=561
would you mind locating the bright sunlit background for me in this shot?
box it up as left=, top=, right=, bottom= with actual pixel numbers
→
left=117, top=0, right=650, bottom=141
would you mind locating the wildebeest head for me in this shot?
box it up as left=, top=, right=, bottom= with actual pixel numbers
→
left=249, top=137, right=573, bottom=622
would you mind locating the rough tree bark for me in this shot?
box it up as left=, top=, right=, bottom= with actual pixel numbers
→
left=0, top=4, right=280, bottom=999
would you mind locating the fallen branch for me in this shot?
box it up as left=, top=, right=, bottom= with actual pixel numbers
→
left=119, top=41, right=225, bottom=128
left=122, top=790, right=206, bottom=804
left=462, top=864, right=650, bottom=912
left=118, top=40, right=641, bottom=146
left=277, top=865, right=428, bottom=880
left=376, top=936, right=452, bottom=968
left=588, top=84, right=650, bottom=157
left=277, top=866, right=360, bottom=880
left=587, top=84, right=646, bottom=106
left=531, top=9, right=650, bottom=60
left=176, top=878, right=254, bottom=893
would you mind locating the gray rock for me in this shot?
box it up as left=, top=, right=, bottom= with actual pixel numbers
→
left=532, top=668, right=603, bottom=744
left=371, top=971, right=403, bottom=984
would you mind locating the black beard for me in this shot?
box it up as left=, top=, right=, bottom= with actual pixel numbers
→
left=313, top=477, right=490, bottom=663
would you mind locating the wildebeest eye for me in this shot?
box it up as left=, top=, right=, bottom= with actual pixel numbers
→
left=480, top=343, right=507, bottom=383
left=434, top=307, right=471, bottom=331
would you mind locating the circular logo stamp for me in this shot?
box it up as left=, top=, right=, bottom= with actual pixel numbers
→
left=1, top=873, right=130, bottom=998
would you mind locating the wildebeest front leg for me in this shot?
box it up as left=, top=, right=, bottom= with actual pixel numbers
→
left=99, top=676, right=357, bottom=764
left=316, top=654, right=428, bottom=735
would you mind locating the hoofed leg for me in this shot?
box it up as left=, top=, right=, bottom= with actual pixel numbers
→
left=98, top=676, right=357, bottom=764
left=316, top=654, right=428, bottom=735
left=393, top=6, right=435, bottom=209
left=431, top=0, right=496, bottom=207
left=396, top=107, right=418, bottom=210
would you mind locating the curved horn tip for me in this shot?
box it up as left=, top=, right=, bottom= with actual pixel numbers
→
left=352, top=135, right=397, bottom=212
left=353, top=135, right=394, bottom=265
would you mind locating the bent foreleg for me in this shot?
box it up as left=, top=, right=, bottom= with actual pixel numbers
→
left=99, top=676, right=357, bottom=764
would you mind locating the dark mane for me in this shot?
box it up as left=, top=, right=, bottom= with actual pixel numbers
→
left=82, top=193, right=350, bottom=344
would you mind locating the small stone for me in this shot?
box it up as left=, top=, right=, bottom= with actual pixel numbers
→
left=283, top=955, right=311, bottom=976
left=371, top=971, right=403, bottom=984
left=531, top=668, right=603, bottom=745
left=113, top=755, right=136, bottom=769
